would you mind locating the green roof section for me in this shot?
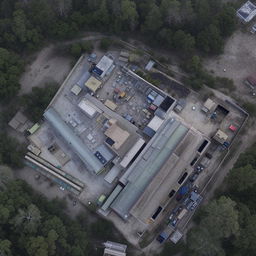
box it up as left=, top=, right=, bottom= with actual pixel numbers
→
left=110, top=118, right=188, bottom=219
left=101, top=184, right=123, bottom=211
left=28, top=123, right=40, bottom=134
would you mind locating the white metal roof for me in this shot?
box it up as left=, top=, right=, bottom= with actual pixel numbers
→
left=147, top=115, right=164, bottom=131
left=237, top=1, right=256, bottom=22
left=120, top=138, right=145, bottom=168
left=78, top=99, right=98, bottom=118
left=96, top=55, right=114, bottom=77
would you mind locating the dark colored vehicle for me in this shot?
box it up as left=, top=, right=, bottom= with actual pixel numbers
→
left=189, top=173, right=199, bottom=182
left=156, top=225, right=175, bottom=243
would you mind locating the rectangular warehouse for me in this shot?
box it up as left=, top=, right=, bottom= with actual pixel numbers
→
left=110, top=118, right=189, bottom=220
left=43, top=108, right=104, bottom=174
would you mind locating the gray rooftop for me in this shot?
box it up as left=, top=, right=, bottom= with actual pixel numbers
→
left=44, top=107, right=103, bottom=174
left=110, top=118, right=188, bottom=219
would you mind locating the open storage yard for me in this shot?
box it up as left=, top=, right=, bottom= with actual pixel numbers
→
left=18, top=48, right=248, bottom=250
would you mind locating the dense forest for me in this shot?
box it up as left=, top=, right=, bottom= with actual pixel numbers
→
left=0, top=177, right=129, bottom=256
left=0, top=0, right=239, bottom=102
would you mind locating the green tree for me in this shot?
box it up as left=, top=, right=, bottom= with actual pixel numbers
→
left=54, top=0, right=72, bottom=17
left=46, top=230, right=58, bottom=256
left=201, top=196, right=239, bottom=239
left=197, top=24, right=224, bottom=54
left=0, top=134, right=25, bottom=168
left=187, top=227, right=225, bottom=256
left=100, top=38, right=112, bottom=51
left=0, top=48, right=23, bottom=101
left=81, top=41, right=93, bottom=53
left=120, top=0, right=138, bottom=31
left=26, top=236, right=48, bottom=256
left=235, top=215, right=256, bottom=254
left=143, top=3, right=163, bottom=33
left=0, top=239, right=12, bottom=256
left=12, top=9, right=27, bottom=43
left=185, top=55, right=202, bottom=73
left=93, top=0, right=110, bottom=28
left=0, top=165, right=14, bottom=189
left=227, top=165, right=256, bottom=192
left=172, top=30, right=195, bottom=53
left=13, top=204, right=41, bottom=234
left=70, top=43, right=82, bottom=57
left=160, top=0, right=181, bottom=25
left=216, top=6, right=236, bottom=37
left=22, top=83, right=59, bottom=122
left=0, top=206, right=10, bottom=224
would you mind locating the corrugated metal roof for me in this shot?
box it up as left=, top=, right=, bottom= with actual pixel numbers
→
left=110, top=119, right=188, bottom=219
left=101, top=184, right=123, bottom=211
left=44, top=108, right=103, bottom=174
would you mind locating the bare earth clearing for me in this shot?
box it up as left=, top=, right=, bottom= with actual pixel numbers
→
left=204, top=30, right=256, bottom=101
left=19, top=45, right=72, bottom=95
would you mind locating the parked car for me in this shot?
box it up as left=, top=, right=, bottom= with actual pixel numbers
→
left=189, top=173, right=199, bottom=182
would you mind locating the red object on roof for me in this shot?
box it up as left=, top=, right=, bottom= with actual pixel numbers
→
left=114, top=88, right=120, bottom=94
left=229, top=125, right=237, bottom=132
left=149, top=104, right=157, bottom=111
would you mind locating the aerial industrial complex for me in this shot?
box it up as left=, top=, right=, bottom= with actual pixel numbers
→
left=22, top=50, right=248, bottom=246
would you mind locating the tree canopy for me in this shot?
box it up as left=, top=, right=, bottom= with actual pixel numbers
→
left=0, top=179, right=128, bottom=256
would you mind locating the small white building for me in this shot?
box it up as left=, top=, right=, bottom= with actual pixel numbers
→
left=237, top=1, right=256, bottom=23
left=103, top=241, right=127, bottom=256
left=93, top=55, right=114, bottom=79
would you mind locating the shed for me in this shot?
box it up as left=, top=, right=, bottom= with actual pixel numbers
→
left=84, top=76, right=102, bottom=93
left=147, top=115, right=164, bottom=132
left=105, top=99, right=117, bottom=111
left=118, top=56, right=128, bottom=63
left=78, top=99, right=101, bottom=118
left=120, top=51, right=129, bottom=58
left=153, top=94, right=165, bottom=107
left=93, top=55, right=114, bottom=78
left=170, top=230, right=183, bottom=244
left=8, top=111, right=28, bottom=131
left=213, top=129, right=228, bottom=144
left=202, top=98, right=216, bottom=113
left=28, top=123, right=40, bottom=134
left=145, top=60, right=155, bottom=71
left=237, top=1, right=256, bottom=23
left=71, top=84, right=82, bottom=95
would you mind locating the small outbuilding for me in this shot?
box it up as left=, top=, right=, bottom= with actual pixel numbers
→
left=202, top=98, right=216, bottom=113
left=237, top=1, right=256, bottom=23
left=213, top=129, right=228, bottom=144
left=84, top=76, right=102, bottom=93
left=93, top=55, right=114, bottom=79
